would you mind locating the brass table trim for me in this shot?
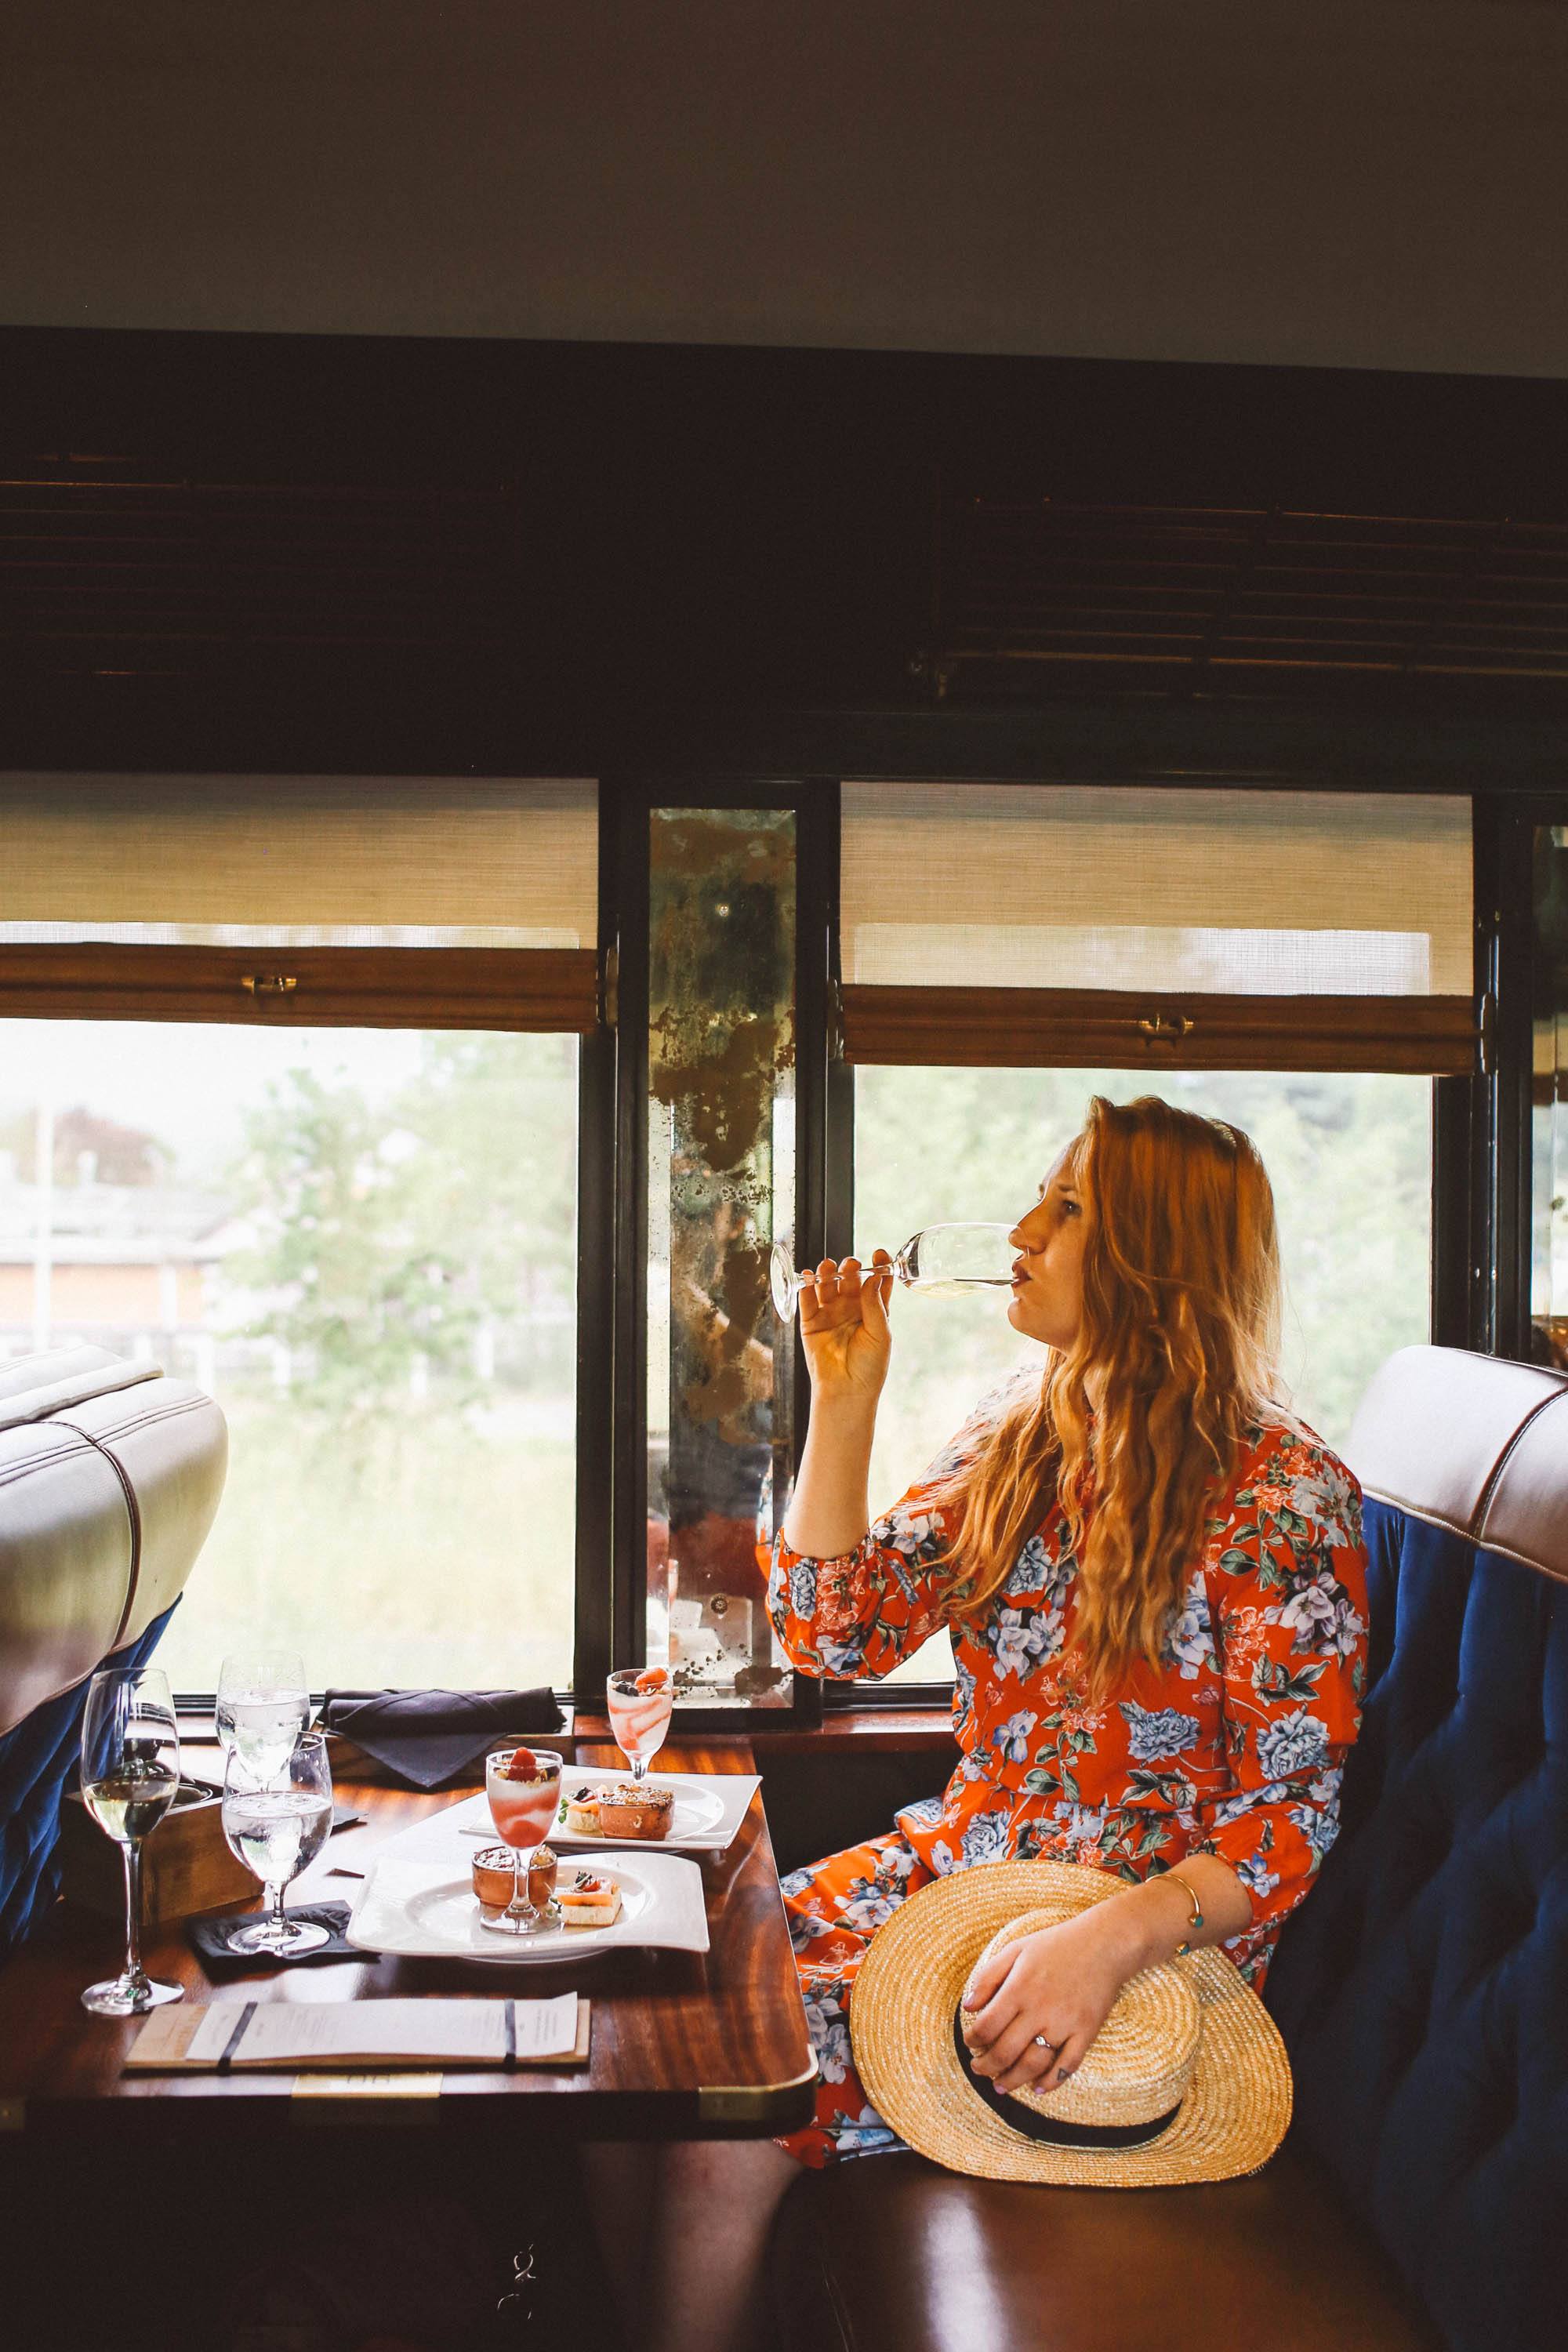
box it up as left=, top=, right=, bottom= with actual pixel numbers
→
left=697, top=2058, right=819, bottom=2125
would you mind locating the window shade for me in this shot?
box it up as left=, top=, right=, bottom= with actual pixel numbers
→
left=0, top=775, right=600, bottom=1030
left=840, top=784, right=1477, bottom=1074
left=0, top=775, right=597, bottom=947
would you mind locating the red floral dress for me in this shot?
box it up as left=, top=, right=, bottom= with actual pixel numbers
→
left=767, top=1377, right=1370, bottom=2168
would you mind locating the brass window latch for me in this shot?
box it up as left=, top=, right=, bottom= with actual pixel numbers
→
left=241, top=975, right=299, bottom=997
left=1477, top=989, right=1497, bottom=1077
left=1136, top=1014, right=1195, bottom=1041
left=827, top=974, right=845, bottom=1062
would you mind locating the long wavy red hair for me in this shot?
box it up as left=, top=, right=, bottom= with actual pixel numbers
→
left=935, top=1094, right=1284, bottom=1699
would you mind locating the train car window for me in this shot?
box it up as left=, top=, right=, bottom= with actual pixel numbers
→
left=842, top=782, right=1461, bottom=1684
left=855, top=1065, right=1433, bottom=1685
left=0, top=776, right=595, bottom=1697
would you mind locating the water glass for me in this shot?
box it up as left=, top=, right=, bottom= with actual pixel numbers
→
left=78, top=1666, right=184, bottom=2015
left=216, top=1649, right=311, bottom=1787
left=220, top=1731, right=335, bottom=1956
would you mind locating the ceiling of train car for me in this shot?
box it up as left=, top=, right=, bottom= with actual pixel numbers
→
left=1, top=3, right=1566, bottom=376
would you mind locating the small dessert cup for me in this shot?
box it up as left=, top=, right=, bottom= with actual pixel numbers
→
left=473, top=1839, right=561, bottom=1936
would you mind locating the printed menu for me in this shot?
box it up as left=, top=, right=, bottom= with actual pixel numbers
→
left=126, top=1992, right=586, bottom=2071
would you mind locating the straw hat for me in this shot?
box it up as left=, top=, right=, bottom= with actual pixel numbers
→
left=850, top=1859, right=1291, bottom=2187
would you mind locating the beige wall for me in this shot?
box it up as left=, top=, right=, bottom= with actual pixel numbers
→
left=0, top=1264, right=205, bottom=1327
left=2, top=2, right=1566, bottom=376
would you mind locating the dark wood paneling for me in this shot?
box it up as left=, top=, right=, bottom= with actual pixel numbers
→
left=8, top=330, right=1568, bottom=779
left=921, top=501, right=1568, bottom=704
left=572, top=1707, right=960, bottom=1756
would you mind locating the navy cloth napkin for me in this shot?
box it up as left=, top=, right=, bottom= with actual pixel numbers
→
left=188, top=1901, right=374, bottom=1976
left=316, top=1686, right=565, bottom=1791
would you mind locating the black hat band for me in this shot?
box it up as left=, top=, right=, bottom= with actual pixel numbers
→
left=952, top=2008, right=1184, bottom=2151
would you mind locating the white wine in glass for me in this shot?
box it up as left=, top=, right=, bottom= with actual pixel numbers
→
left=770, top=1221, right=1015, bottom=1319
left=78, top=1666, right=183, bottom=2016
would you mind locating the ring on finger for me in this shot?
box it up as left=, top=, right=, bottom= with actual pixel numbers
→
left=1033, top=2034, right=1055, bottom=2050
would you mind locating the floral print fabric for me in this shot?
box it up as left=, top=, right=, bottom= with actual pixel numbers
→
left=768, top=1380, right=1370, bottom=2167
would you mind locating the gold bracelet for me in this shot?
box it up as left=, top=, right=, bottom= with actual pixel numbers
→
left=1163, top=1871, right=1204, bottom=1958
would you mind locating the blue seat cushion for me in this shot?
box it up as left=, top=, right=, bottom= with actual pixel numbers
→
left=0, top=1601, right=180, bottom=1963
left=1265, top=1499, right=1567, bottom=2352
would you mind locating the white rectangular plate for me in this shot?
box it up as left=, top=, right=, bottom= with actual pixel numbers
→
left=547, top=1767, right=761, bottom=1853
left=347, top=1847, right=710, bottom=1963
left=376, top=1775, right=760, bottom=1860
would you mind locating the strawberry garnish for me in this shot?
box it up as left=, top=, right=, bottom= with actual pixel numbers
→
left=504, top=1747, right=539, bottom=1780
left=633, top=1667, right=670, bottom=1693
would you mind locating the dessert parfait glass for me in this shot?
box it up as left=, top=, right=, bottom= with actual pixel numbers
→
left=484, top=1747, right=563, bottom=1929
left=605, top=1667, right=673, bottom=1784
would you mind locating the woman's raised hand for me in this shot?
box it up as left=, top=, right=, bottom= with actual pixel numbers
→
left=797, top=1253, right=894, bottom=1401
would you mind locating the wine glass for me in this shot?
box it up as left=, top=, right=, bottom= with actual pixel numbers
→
left=220, top=1732, right=335, bottom=1956
left=605, top=1667, right=673, bottom=1784
left=215, top=1650, right=311, bottom=1787
left=769, top=1221, right=1016, bottom=1319
left=78, top=1666, right=184, bottom=2015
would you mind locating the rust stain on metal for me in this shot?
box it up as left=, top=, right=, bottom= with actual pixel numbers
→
left=650, top=1011, right=793, bottom=1171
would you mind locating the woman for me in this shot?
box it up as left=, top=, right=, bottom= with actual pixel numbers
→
left=596, top=1095, right=1369, bottom=2352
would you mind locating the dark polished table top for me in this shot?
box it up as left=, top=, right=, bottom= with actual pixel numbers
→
left=0, top=1738, right=815, bottom=2144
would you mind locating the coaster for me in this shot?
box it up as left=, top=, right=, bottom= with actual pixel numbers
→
left=188, top=1902, right=379, bottom=1977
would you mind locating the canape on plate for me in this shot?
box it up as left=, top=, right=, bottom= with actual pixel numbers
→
left=557, top=1869, right=622, bottom=1928
left=561, top=1784, right=604, bottom=1835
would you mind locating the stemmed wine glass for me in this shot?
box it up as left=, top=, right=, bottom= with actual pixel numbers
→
left=769, top=1221, right=1016, bottom=1319
left=78, top=1666, right=184, bottom=2015
left=215, top=1650, right=311, bottom=1787
left=220, top=1731, right=336, bottom=1957
left=605, top=1667, right=673, bottom=1784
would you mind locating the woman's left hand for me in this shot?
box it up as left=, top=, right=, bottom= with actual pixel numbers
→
left=960, top=1904, right=1134, bottom=2094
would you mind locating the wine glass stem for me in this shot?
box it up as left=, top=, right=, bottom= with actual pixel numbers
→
left=267, top=1878, right=289, bottom=1936
left=629, top=1754, right=646, bottom=1783
left=122, top=1842, right=147, bottom=1991
left=794, top=1266, right=896, bottom=1308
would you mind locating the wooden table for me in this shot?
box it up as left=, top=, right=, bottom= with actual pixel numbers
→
left=0, top=1738, right=815, bottom=2147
